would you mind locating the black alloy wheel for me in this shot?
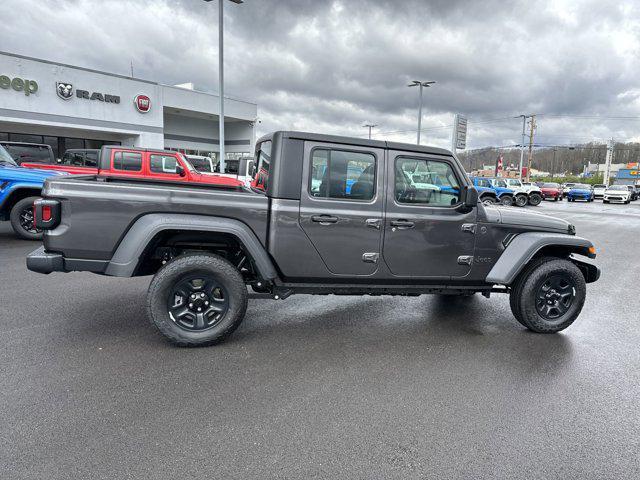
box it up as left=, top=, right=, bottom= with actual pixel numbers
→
left=168, top=275, right=229, bottom=331
left=515, top=194, right=528, bottom=207
left=534, top=274, right=575, bottom=320
left=10, top=196, right=43, bottom=240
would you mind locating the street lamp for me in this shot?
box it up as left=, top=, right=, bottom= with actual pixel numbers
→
left=204, top=0, right=243, bottom=174
left=362, top=123, right=377, bottom=139
left=408, top=80, right=435, bottom=145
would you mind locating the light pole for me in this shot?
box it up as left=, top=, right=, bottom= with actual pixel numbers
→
left=204, top=0, right=243, bottom=174
left=516, top=114, right=527, bottom=180
left=363, top=123, right=377, bottom=139
left=408, top=80, right=435, bottom=145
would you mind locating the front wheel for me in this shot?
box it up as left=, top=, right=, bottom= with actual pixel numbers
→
left=509, top=257, right=586, bottom=333
left=481, top=196, right=497, bottom=206
left=528, top=192, right=543, bottom=206
left=9, top=196, right=42, bottom=240
left=515, top=194, right=528, bottom=207
left=146, top=253, right=248, bottom=346
left=500, top=195, right=514, bottom=207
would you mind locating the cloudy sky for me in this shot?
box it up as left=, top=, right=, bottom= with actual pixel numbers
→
left=1, top=0, right=639, bottom=149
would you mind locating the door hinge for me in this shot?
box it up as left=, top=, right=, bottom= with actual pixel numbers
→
left=461, top=223, right=476, bottom=234
left=457, top=255, right=473, bottom=265
left=362, top=252, right=379, bottom=264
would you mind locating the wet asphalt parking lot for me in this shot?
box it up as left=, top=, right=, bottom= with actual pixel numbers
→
left=1, top=200, right=639, bottom=480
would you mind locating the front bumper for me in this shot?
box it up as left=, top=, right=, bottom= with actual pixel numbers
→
left=26, top=246, right=65, bottom=274
left=603, top=195, right=628, bottom=203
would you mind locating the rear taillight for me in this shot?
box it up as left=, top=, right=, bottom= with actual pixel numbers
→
left=34, top=199, right=60, bottom=230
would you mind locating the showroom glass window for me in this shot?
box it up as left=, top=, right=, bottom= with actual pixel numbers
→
left=113, top=151, right=142, bottom=171
left=150, top=154, right=178, bottom=174
left=395, top=157, right=461, bottom=206
left=309, top=149, right=376, bottom=201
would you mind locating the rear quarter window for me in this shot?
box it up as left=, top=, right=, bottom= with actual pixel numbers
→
left=113, top=151, right=142, bottom=171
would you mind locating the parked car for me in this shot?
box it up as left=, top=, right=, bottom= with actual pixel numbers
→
left=0, top=141, right=55, bottom=165
left=469, top=177, right=515, bottom=206
left=561, top=183, right=576, bottom=198
left=567, top=184, right=594, bottom=202
left=27, top=131, right=600, bottom=346
left=625, top=185, right=638, bottom=201
left=592, top=184, right=607, bottom=199
left=503, top=178, right=543, bottom=206
left=22, top=146, right=243, bottom=187
left=540, top=182, right=563, bottom=201
left=0, top=144, right=66, bottom=239
left=603, top=184, right=632, bottom=204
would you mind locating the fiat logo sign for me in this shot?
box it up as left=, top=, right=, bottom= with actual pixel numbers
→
left=134, top=94, right=151, bottom=113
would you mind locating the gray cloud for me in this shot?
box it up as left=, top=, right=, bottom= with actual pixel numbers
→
left=1, top=0, right=639, bottom=148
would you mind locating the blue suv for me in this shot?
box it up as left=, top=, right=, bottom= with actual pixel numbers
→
left=469, top=176, right=515, bottom=206
left=0, top=145, right=65, bottom=239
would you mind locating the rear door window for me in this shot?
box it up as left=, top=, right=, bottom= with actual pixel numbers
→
left=113, top=151, right=142, bottom=171
left=309, top=148, right=376, bottom=201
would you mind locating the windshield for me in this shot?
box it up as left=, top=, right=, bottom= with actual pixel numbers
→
left=184, top=156, right=210, bottom=173
left=542, top=183, right=559, bottom=188
left=251, top=140, right=271, bottom=192
left=608, top=185, right=628, bottom=191
left=2, top=144, right=51, bottom=164
left=593, top=184, right=606, bottom=188
left=0, top=145, right=18, bottom=166
left=506, top=179, right=521, bottom=186
left=572, top=184, right=590, bottom=189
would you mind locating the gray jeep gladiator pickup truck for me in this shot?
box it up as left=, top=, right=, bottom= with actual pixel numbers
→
left=27, top=131, right=600, bottom=346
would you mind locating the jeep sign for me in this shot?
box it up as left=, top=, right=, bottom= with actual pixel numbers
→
left=134, top=94, right=151, bottom=113
left=0, top=75, right=38, bottom=96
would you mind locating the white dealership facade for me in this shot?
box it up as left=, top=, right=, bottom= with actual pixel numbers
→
left=0, top=51, right=257, bottom=159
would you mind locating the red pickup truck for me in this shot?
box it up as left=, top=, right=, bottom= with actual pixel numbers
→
left=22, top=146, right=242, bottom=187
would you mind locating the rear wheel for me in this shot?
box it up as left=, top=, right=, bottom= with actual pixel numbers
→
left=500, top=195, right=514, bottom=207
left=481, top=195, right=497, bottom=206
left=509, top=257, right=586, bottom=333
left=146, top=253, right=248, bottom=346
left=528, top=192, right=542, bottom=206
left=515, top=194, right=528, bottom=207
left=9, top=196, right=42, bottom=240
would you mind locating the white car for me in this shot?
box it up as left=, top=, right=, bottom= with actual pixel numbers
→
left=603, top=185, right=632, bottom=204
left=503, top=178, right=543, bottom=206
left=592, top=184, right=607, bottom=199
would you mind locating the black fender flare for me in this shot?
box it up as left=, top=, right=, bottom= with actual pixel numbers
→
left=104, top=213, right=278, bottom=279
left=486, top=232, right=598, bottom=285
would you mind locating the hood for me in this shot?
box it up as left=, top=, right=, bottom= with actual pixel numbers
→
left=191, top=172, right=243, bottom=187
left=494, top=207, right=571, bottom=233
left=0, top=165, right=66, bottom=183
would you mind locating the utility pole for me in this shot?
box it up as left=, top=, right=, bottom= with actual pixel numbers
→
left=526, top=115, right=536, bottom=182
left=551, top=147, right=557, bottom=177
left=408, top=80, right=435, bottom=145
left=516, top=115, right=527, bottom=180
left=604, top=138, right=614, bottom=186
left=362, top=123, right=377, bottom=140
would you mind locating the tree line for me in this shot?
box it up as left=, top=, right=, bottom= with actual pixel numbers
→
left=457, top=142, right=640, bottom=175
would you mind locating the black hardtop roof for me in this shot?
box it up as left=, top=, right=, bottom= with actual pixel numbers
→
left=101, top=145, right=179, bottom=155
left=257, top=131, right=453, bottom=156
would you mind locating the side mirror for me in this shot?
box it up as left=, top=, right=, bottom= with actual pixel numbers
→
left=463, top=185, right=478, bottom=208
left=56, top=158, right=63, bottom=164
left=176, top=164, right=186, bottom=177
left=249, top=163, right=257, bottom=177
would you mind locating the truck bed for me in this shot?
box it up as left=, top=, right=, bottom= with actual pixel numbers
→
left=41, top=175, right=269, bottom=263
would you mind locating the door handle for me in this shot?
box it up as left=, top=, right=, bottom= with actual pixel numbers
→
left=366, top=218, right=381, bottom=229
left=311, top=214, right=339, bottom=224
left=390, top=219, right=415, bottom=229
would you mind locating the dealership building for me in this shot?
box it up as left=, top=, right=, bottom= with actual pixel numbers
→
left=0, top=51, right=257, bottom=160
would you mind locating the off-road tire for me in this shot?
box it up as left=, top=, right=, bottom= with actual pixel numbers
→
left=481, top=195, right=497, bottom=206
left=500, top=195, right=514, bottom=207
left=10, top=196, right=42, bottom=240
left=146, top=253, right=248, bottom=347
left=515, top=194, right=528, bottom=207
left=509, top=256, right=586, bottom=333
left=528, top=192, right=543, bottom=206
